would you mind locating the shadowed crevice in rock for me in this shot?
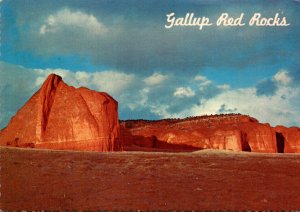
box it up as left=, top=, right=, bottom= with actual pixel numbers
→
left=276, top=132, right=285, bottom=153
left=37, top=74, right=62, bottom=142
left=241, top=132, right=251, bottom=152
left=242, top=141, right=252, bottom=152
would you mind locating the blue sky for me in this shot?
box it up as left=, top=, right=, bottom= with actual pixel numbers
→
left=0, top=0, right=300, bottom=128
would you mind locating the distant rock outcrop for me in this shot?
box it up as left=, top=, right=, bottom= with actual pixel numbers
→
left=0, top=74, right=122, bottom=151
left=121, top=115, right=299, bottom=153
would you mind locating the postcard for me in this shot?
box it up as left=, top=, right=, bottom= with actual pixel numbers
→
left=0, top=0, right=300, bottom=210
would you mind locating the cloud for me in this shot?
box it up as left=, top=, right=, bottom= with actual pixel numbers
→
left=194, top=75, right=208, bottom=81
left=1, top=61, right=300, bottom=129
left=0, top=62, right=42, bottom=129
left=34, top=68, right=137, bottom=97
left=173, top=87, right=195, bottom=98
left=255, top=70, right=294, bottom=96
left=39, top=8, right=108, bottom=36
left=274, top=70, right=292, bottom=85
left=185, top=74, right=300, bottom=127
left=218, top=104, right=237, bottom=113
left=10, top=0, right=299, bottom=75
left=1, top=1, right=300, bottom=130
left=217, top=84, right=230, bottom=91
left=17, top=7, right=112, bottom=58
left=144, top=73, right=168, bottom=85
left=234, top=89, right=296, bottom=126
left=256, top=79, right=278, bottom=96
left=195, top=75, right=212, bottom=88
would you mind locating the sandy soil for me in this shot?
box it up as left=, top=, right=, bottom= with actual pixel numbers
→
left=1, top=147, right=300, bottom=210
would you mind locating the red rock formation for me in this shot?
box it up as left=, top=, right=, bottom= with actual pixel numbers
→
left=0, top=74, right=122, bottom=152
left=275, top=126, right=300, bottom=153
left=1, top=74, right=299, bottom=153
left=121, top=115, right=279, bottom=153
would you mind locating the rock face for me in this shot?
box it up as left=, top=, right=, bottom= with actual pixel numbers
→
left=0, top=74, right=122, bottom=152
left=275, top=126, right=300, bottom=153
left=121, top=115, right=284, bottom=153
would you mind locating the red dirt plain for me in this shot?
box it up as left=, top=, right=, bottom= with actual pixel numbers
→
left=1, top=147, right=300, bottom=210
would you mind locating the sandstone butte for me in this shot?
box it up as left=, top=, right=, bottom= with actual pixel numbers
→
left=0, top=74, right=122, bottom=152
left=120, top=115, right=300, bottom=153
left=0, top=73, right=299, bottom=153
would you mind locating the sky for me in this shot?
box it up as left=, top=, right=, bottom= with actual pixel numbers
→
left=0, top=0, right=300, bottom=129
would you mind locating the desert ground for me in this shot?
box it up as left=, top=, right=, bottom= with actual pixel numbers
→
left=1, top=147, right=300, bottom=210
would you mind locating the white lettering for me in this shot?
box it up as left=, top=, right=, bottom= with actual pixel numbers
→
left=217, top=13, right=245, bottom=26
left=165, top=13, right=175, bottom=29
left=165, top=12, right=212, bottom=30
left=249, top=13, right=290, bottom=26
left=165, top=12, right=290, bottom=30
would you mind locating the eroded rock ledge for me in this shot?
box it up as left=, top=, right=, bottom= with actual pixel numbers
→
left=121, top=114, right=300, bottom=153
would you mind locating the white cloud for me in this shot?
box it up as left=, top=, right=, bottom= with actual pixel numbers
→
left=91, top=71, right=136, bottom=95
left=199, top=80, right=212, bottom=87
left=143, top=73, right=168, bottom=85
left=173, top=87, right=195, bottom=98
left=34, top=68, right=136, bottom=97
left=217, top=84, right=230, bottom=91
left=185, top=86, right=300, bottom=126
left=39, top=8, right=108, bottom=36
left=273, top=70, right=292, bottom=86
left=149, top=105, right=173, bottom=118
left=194, top=75, right=207, bottom=81
left=194, top=75, right=212, bottom=89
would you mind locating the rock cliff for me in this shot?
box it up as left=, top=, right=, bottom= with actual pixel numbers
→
left=0, top=74, right=122, bottom=151
left=121, top=115, right=298, bottom=153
